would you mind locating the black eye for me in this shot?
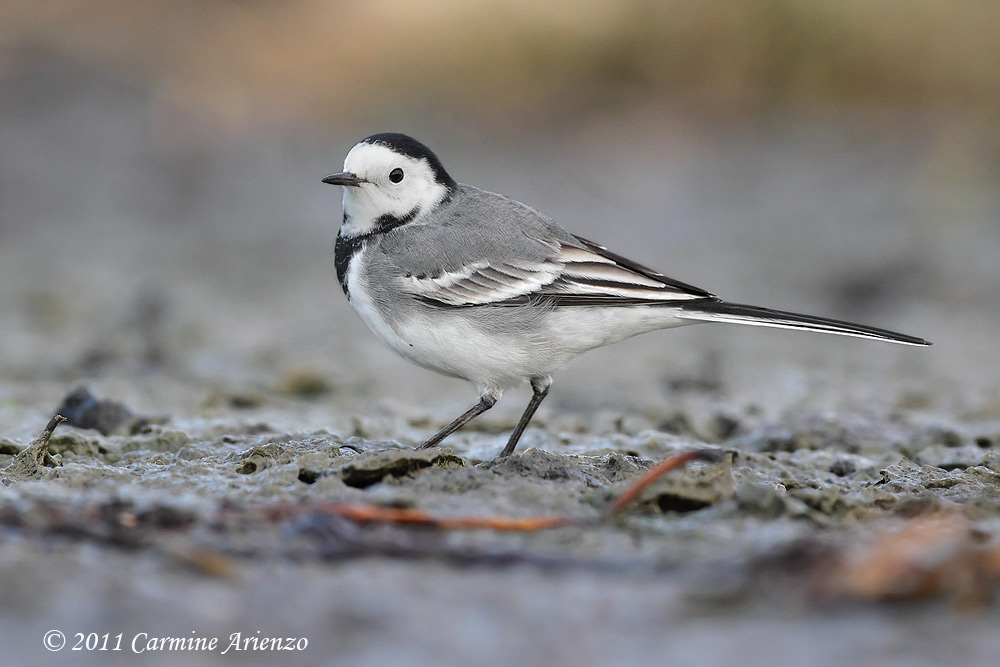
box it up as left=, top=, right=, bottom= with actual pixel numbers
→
left=389, top=168, right=404, bottom=183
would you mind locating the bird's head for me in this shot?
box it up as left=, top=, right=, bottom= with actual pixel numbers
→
left=323, top=133, right=457, bottom=236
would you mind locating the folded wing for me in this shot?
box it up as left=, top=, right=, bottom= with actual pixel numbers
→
left=401, top=235, right=714, bottom=307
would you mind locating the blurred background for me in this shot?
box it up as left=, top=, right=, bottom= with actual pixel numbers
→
left=2, top=4, right=1000, bottom=665
left=1, top=0, right=999, bottom=436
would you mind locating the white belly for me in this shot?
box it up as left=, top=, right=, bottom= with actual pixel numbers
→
left=345, top=249, right=699, bottom=392
left=345, top=250, right=524, bottom=390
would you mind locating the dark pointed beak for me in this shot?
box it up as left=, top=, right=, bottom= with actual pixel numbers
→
left=322, top=172, right=365, bottom=187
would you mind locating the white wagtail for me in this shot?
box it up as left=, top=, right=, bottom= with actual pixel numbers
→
left=323, top=133, right=930, bottom=458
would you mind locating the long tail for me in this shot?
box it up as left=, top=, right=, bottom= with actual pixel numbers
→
left=676, top=300, right=930, bottom=346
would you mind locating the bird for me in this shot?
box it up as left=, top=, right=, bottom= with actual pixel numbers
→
left=322, top=132, right=930, bottom=459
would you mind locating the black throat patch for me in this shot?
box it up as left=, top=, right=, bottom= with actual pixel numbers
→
left=334, top=233, right=363, bottom=297
left=335, top=208, right=419, bottom=299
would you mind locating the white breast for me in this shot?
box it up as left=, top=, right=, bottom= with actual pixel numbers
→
left=345, top=249, right=537, bottom=391
left=344, top=246, right=409, bottom=354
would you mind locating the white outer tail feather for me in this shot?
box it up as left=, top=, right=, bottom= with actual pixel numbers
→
left=675, top=301, right=930, bottom=346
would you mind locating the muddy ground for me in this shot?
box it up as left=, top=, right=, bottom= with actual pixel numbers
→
left=2, top=60, right=1000, bottom=666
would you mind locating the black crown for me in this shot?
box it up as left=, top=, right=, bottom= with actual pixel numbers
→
left=362, top=133, right=457, bottom=190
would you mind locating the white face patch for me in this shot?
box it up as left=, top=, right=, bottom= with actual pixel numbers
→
left=340, top=142, right=451, bottom=237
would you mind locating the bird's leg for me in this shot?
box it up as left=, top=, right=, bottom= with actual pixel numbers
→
left=497, top=377, right=551, bottom=458
left=417, top=392, right=499, bottom=450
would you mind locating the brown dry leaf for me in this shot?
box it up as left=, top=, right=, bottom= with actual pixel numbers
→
left=826, top=513, right=1000, bottom=609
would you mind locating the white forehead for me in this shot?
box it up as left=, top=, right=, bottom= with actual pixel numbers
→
left=343, top=142, right=423, bottom=174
